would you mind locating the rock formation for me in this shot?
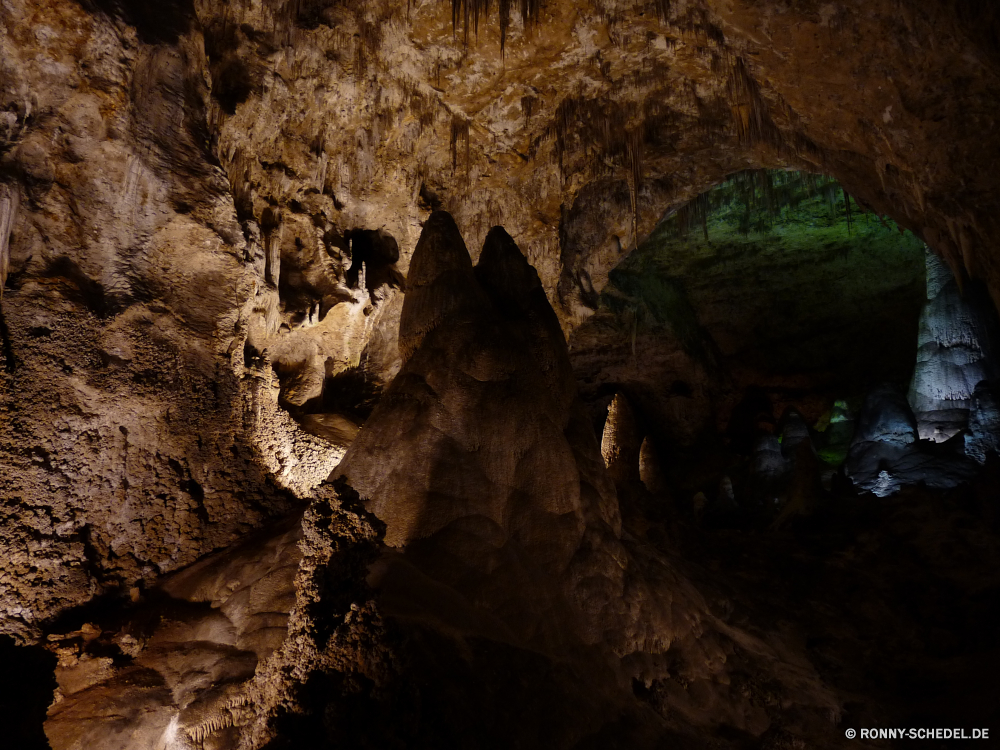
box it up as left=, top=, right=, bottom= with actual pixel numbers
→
left=965, top=381, right=1000, bottom=464
left=831, top=249, right=1000, bottom=496
left=37, top=215, right=854, bottom=748
left=0, top=0, right=998, bottom=745
left=45, top=517, right=304, bottom=749
left=601, top=392, right=643, bottom=487
left=909, top=249, right=1000, bottom=441
left=845, top=383, right=979, bottom=496
left=321, top=216, right=852, bottom=747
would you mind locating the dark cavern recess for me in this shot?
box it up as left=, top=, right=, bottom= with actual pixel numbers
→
left=1, top=1, right=999, bottom=748
left=574, top=169, right=1000, bottom=514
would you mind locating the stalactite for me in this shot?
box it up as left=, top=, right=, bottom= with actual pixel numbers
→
left=550, top=97, right=650, bottom=242
left=316, top=152, right=329, bottom=192
left=450, top=0, right=540, bottom=53
left=670, top=170, right=844, bottom=241
left=552, top=97, right=582, bottom=179
left=652, top=0, right=671, bottom=23
left=228, top=147, right=256, bottom=224
left=184, top=694, right=252, bottom=747
left=121, top=154, right=142, bottom=219
left=355, top=20, right=384, bottom=79
left=521, top=94, right=537, bottom=128
left=726, top=57, right=780, bottom=147
left=411, top=93, right=437, bottom=136
left=450, top=115, right=471, bottom=175
left=0, top=185, right=19, bottom=301
left=262, top=206, right=282, bottom=286
left=498, top=0, right=512, bottom=54
left=626, top=128, right=642, bottom=249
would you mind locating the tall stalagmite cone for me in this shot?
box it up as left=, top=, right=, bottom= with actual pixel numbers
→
left=601, top=393, right=642, bottom=486
left=909, top=247, right=1000, bottom=442
left=398, top=210, right=488, bottom=361
left=476, top=225, right=575, bottom=412
left=0, top=185, right=19, bottom=301
left=475, top=225, right=543, bottom=313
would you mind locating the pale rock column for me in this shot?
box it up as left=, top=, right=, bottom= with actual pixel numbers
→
left=909, top=248, right=998, bottom=441
left=601, top=393, right=642, bottom=486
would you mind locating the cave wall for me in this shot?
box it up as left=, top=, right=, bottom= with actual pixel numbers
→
left=0, top=0, right=998, bottom=650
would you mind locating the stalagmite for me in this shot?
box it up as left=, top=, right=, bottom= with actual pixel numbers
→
left=815, top=399, right=855, bottom=466
left=601, top=392, right=642, bottom=486
left=909, top=248, right=998, bottom=441
left=0, top=0, right=998, bottom=747
left=778, top=407, right=812, bottom=458
left=639, top=436, right=667, bottom=495
left=396, top=211, right=489, bottom=361
left=965, top=381, right=1000, bottom=464
left=0, top=185, right=19, bottom=300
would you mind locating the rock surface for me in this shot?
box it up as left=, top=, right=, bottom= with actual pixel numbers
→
left=0, top=0, right=998, bottom=745
left=35, top=214, right=1000, bottom=749
left=45, top=516, right=303, bottom=750
left=909, top=249, right=1000, bottom=440
left=2, top=0, right=999, bottom=637
left=845, top=383, right=979, bottom=496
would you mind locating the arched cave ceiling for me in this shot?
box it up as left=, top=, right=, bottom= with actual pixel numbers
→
left=1, top=1, right=1000, bottom=747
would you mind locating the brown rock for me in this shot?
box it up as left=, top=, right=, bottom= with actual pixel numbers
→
left=602, top=392, right=642, bottom=487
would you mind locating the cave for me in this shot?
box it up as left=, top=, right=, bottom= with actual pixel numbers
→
left=1, top=1, right=999, bottom=748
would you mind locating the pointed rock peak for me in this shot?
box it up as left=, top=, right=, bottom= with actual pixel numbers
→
left=475, top=226, right=541, bottom=313
left=475, top=224, right=573, bottom=406
left=406, top=210, right=474, bottom=287
left=398, top=211, right=488, bottom=361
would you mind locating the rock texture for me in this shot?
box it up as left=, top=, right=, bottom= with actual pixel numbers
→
left=15, top=213, right=1000, bottom=749
left=45, top=516, right=303, bottom=750
left=2, top=0, right=999, bottom=638
left=569, top=186, right=925, bottom=452
left=965, top=380, right=1000, bottom=464
left=910, top=248, right=1000, bottom=441
left=845, top=383, right=979, bottom=497
left=327, top=215, right=847, bottom=747
left=601, top=392, right=642, bottom=487
left=0, top=0, right=998, bottom=745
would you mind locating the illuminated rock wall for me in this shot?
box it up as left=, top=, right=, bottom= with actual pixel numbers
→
left=909, top=249, right=999, bottom=441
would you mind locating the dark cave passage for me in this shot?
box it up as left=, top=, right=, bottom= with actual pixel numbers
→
left=572, top=170, right=999, bottom=525
left=0, top=636, right=57, bottom=750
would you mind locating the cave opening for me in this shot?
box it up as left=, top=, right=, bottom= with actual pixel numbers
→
left=571, top=169, right=999, bottom=523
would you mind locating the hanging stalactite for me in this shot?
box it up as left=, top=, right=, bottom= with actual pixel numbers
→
left=0, top=185, right=19, bottom=302
left=449, top=0, right=541, bottom=54
left=726, top=56, right=781, bottom=148
left=668, top=170, right=850, bottom=241
left=626, top=128, right=643, bottom=249
left=450, top=115, right=471, bottom=177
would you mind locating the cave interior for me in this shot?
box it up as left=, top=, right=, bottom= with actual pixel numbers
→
left=1, top=0, right=999, bottom=748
